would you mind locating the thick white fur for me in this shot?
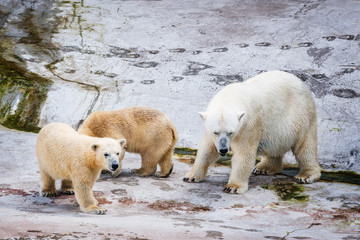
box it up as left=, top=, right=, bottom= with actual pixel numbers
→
left=36, top=122, right=126, bottom=214
left=184, top=71, right=321, bottom=194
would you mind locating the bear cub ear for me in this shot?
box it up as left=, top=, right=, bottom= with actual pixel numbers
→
left=118, top=139, right=127, bottom=148
left=91, top=144, right=99, bottom=152
left=198, top=112, right=207, bottom=121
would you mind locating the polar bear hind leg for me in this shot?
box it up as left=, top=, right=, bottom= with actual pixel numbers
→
left=61, top=179, right=74, bottom=195
left=131, top=151, right=158, bottom=177
left=40, top=170, right=57, bottom=197
left=253, top=155, right=283, bottom=176
left=156, top=147, right=174, bottom=178
left=292, top=124, right=321, bottom=184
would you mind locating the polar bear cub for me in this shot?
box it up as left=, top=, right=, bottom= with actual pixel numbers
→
left=78, top=107, right=178, bottom=178
left=36, top=122, right=126, bottom=214
left=184, top=71, right=321, bottom=194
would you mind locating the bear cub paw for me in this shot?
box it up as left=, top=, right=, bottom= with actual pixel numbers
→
left=41, top=190, right=57, bottom=197
left=155, top=166, right=173, bottom=178
left=86, top=206, right=107, bottom=215
left=60, top=188, right=75, bottom=195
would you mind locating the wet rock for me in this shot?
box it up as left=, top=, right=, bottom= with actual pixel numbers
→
left=298, top=42, right=313, bottom=47
left=148, top=200, right=211, bottom=212
left=169, top=48, right=186, bottom=53
left=307, top=47, right=333, bottom=67
left=121, top=80, right=134, bottom=84
left=140, top=80, right=155, bottom=85
left=104, top=73, right=118, bottom=78
left=183, top=61, right=213, bottom=76
left=332, top=88, right=359, bottom=98
left=338, top=35, right=355, bottom=40
left=236, top=43, right=249, bottom=48
left=213, top=47, right=228, bottom=52
left=323, top=36, right=336, bottom=41
left=109, top=46, right=140, bottom=58
left=311, top=73, right=328, bottom=79
left=0, top=62, right=51, bottom=132
left=61, top=46, right=82, bottom=52
left=111, top=189, right=128, bottom=196
left=134, top=62, right=159, bottom=68
left=192, top=50, right=202, bottom=55
left=280, top=45, right=291, bottom=50
left=255, top=42, right=271, bottom=47
left=209, top=74, right=243, bottom=86
left=171, top=76, right=184, bottom=82
left=149, top=50, right=159, bottom=54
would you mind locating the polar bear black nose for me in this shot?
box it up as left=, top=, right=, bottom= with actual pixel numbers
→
left=219, top=148, right=228, bottom=156
left=111, top=163, right=119, bottom=170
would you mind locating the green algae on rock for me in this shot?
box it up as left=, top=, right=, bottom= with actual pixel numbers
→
left=0, top=62, right=52, bottom=133
left=262, top=180, right=309, bottom=202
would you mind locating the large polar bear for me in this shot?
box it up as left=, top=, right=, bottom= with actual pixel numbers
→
left=184, top=71, right=321, bottom=194
left=78, top=107, right=178, bottom=178
left=36, top=122, right=126, bottom=214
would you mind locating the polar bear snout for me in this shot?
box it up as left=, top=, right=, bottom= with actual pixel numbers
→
left=219, top=148, right=228, bottom=156
left=217, top=135, right=229, bottom=156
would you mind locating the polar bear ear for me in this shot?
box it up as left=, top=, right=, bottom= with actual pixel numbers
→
left=91, top=144, right=99, bottom=152
left=237, top=111, right=245, bottom=121
left=118, top=139, right=127, bottom=148
left=199, top=112, right=207, bottom=121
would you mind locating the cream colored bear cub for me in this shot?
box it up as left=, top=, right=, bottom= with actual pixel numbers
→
left=184, top=71, right=321, bottom=194
left=36, top=122, right=126, bottom=214
left=78, top=107, right=178, bottom=178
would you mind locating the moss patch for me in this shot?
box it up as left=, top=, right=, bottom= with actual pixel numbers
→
left=0, top=61, right=52, bottom=132
left=148, top=200, right=211, bottom=212
left=262, top=180, right=309, bottom=202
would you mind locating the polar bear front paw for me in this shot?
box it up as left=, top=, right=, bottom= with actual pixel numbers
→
left=223, top=183, right=248, bottom=194
left=294, top=171, right=321, bottom=184
left=183, top=171, right=205, bottom=183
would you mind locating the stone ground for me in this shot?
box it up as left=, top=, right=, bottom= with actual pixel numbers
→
left=0, top=126, right=359, bottom=239
left=1, top=0, right=360, bottom=239
left=0, top=0, right=359, bottom=172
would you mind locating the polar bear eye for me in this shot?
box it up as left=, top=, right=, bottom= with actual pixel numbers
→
left=116, top=152, right=120, bottom=156
left=228, top=132, right=233, bottom=136
left=213, top=132, right=219, bottom=135
left=104, top=153, right=109, bottom=157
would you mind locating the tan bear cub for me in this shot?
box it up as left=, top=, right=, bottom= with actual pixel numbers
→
left=36, top=122, right=126, bottom=214
left=184, top=71, right=321, bottom=194
left=78, top=107, right=178, bottom=178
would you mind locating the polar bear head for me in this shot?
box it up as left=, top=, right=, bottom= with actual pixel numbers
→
left=91, top=138, right=127, bottom=171
left=199, top=110, right=245, bottom=156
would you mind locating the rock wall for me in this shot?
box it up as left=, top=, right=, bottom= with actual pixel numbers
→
left=0, top=0, right=359, bottom=172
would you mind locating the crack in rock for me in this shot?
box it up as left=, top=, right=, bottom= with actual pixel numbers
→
left=46, top=60, right=101, bottom=129
left=281, top=222, right=321, bottom=240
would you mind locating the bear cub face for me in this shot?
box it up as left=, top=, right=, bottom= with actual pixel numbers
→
left=199, top=110, right=245, bottom=156
left=91, top=138, right=127, bottom=171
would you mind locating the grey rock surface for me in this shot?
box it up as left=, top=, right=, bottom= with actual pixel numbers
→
left=1, top=0, right=359, bottom=172
left=0, top=126, right=359, bottom=239
left=0, top=3, right=360, bottom=238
